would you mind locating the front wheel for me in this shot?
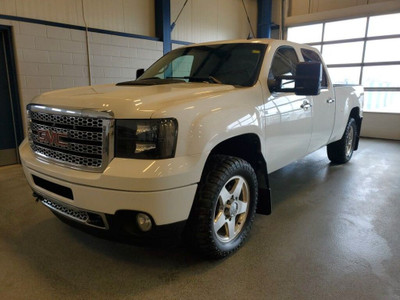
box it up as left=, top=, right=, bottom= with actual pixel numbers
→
left=327, top=118, right=357, bottom=164
left=185, top=155, right=258, bottom=258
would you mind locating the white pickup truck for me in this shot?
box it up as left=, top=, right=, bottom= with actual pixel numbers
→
left=19, top=39, right=363, bottom=258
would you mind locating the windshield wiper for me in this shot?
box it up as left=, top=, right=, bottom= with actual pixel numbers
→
left=139, top=77, right=163, bottom=80
left=116, top=77, right=184, bottom=86
left=208, top=75, right=222, bottom=84
left=166, top=76, right=223, bottom=84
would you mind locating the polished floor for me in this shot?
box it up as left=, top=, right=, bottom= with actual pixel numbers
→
left=0, top=138, right=399, bottom=299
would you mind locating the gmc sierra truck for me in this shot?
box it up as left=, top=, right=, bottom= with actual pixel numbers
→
left=19, top=39, right=363, bottom=258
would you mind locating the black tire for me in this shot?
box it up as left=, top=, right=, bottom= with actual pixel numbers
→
left=184, top=155, right=258, bottom=259
left=327, top=118, right=357, bottom=164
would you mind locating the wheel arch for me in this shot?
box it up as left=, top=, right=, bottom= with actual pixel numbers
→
left=206, top=133, right=271, bottom=215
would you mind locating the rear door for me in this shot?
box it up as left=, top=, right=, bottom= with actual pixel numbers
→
left=301, top=48, right=335, bottom=152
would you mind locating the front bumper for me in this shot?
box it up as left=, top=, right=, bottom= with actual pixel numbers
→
left=23, top=165, right=197, bottom=226
left=20, top=139, right=201, bottom=231
left=33, top=192, right=188, bottom=243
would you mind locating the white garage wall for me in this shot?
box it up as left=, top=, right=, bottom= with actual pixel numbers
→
left=0, top=18, right=162, bottom=134
left=171, top=0, right=258, bottom=43
left=361, top=112, right=400, bottom=140
left=0, top=0, right=162, bottom=134
left=0, top=0, right=155, bottom=37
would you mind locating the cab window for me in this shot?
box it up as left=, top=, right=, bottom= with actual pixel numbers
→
left=268, top=46, right=299, bottom=90
left=301, top=48, right=328, bottom=88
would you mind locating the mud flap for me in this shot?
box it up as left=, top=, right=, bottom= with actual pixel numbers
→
left=354, top=118, right=363, bottom=151
left=257, top=187, right=272, bottom=215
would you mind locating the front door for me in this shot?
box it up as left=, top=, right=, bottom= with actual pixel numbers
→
left=263, top=46, right=313, bottom=173
left=0, top=29, right=18, bottom=166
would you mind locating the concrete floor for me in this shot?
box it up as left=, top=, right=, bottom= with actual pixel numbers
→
left=0, top=138, right=399, bottom=299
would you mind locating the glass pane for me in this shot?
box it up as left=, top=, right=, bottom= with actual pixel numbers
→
left=172, top=55, right=194, bottom=78
left=269, top=47, right=298, bottom=89
left=322, top=42, right=364, bottom=64
left=301, top=48, right=328, bottom=87
left=328, top=67, right=361, bottom=84
left=324, top=18, right=367, bottom=41
left=364, top=38, right=400, bottom=63
left=364, top=91, right=400, bottom=113
left=368, top=13, right=400, bottom=37
left=287, top=24, right=323, bottom=43
left=362, top=65, right=400, bottom=88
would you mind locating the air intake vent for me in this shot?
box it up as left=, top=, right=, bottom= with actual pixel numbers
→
left=32, top=175, right=73, bottom=200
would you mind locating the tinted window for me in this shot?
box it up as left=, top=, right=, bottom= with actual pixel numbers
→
left=140, top=43, right=267, bottom=87
left=268, top=46, right=299, bottom=90
left=301, top=48, right=328, bottom=87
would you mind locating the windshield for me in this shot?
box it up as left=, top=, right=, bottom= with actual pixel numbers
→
left=136, top=43, right=267, bottom=87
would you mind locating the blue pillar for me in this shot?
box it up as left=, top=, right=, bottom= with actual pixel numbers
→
left=155, top=0, right=172, bottom=54
left=257, top=0, right=272, bottom=38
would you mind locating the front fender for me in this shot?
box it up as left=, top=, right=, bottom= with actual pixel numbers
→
left=174, top=84, right=265, bottom=158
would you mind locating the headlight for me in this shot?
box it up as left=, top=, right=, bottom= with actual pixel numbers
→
left=115, top=119, right=178, bottom=159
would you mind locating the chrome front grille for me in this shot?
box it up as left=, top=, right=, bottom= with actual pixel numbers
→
left=29, top=111, right=104, bottom=128
left=27, top=104, right=114, bottom=172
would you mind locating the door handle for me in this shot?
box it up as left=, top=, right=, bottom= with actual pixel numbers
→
left=326, top=98, right=335, bottom=104
left=300, top=100, right=312, bottom=110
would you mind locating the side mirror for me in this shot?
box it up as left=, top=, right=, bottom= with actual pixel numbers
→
left=294, top=62, right=322, bottom=96
left=136, top=68, right=145, bottom=79
left=270, top=62, right=322, bottom=96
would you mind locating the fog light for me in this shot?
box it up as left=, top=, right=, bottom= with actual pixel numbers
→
left=136, top=213, right=152, bottom=232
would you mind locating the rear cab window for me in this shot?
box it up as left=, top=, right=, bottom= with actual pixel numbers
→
left=301, top=48, right=329, bottom=88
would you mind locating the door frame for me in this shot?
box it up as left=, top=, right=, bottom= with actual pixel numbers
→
left=0, top=25, right=23, bottom=162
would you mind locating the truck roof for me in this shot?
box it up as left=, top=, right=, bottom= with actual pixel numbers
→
left=177, top=38, right=318, bottom=53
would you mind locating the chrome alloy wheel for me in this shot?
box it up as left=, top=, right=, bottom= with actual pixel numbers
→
left=213, top=175, right=250, bottom=243
left=345, top=125, right=355, bottom=157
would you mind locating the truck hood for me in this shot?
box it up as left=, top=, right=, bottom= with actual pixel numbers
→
left=33, top=83, right=236, bottom=118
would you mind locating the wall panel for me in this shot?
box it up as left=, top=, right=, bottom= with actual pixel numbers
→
left=191, top=0, right=218, bottom=42
left=287, top=0, right=400, bottom=26
left=361, top=113, right=400, bottom=140
left=2, top=0, right=155, bottom=37
left=288, top=0, right=309, bottom=17
left=0, top=0, right=17, bottom=15
left=310, top=0, right=363, bottom=14
left=83, top=0, right=125, bottom=32
left=0, top=18, right=162, bottom=135
left=123, top=0, right=155, bottom=37
left=287, top=0, right=400, bottom=25
left=15, top=0, right=83, bottom=26
left=171, top=0, right=257, bottom=43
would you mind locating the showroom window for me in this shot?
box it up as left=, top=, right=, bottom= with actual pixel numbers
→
left=287, top=13, right=400, bottom=113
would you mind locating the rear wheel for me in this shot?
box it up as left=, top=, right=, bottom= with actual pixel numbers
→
left=327, top=118, right=357, bottom=164
left=185, top=155, right=258, bottom=258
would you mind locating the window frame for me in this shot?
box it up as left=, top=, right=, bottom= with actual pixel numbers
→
left=268, top=45, right=299, bottom=92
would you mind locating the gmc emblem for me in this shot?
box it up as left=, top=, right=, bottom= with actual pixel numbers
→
left=37, top=129, right=68, bottom=147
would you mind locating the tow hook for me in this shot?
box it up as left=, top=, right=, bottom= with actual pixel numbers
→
left=32, top=192, right=44, bottom=202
